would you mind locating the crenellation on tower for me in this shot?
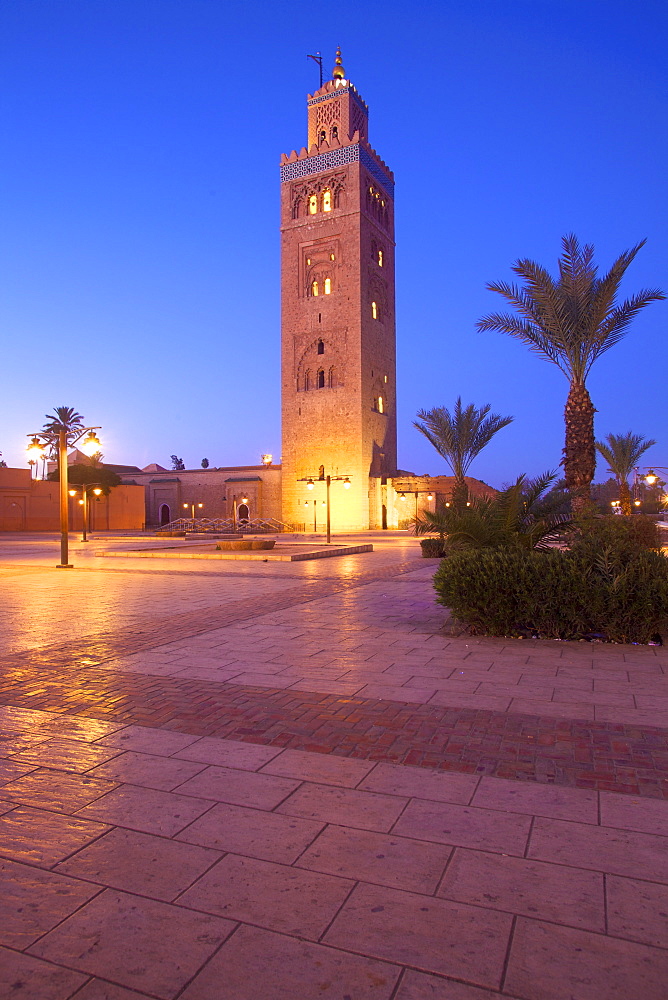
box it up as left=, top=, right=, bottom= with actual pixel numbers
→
left=280, top=50, right=397, bottom=531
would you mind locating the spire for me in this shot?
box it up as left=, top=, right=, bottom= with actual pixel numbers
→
left=332, top=46, right=345, bottom=81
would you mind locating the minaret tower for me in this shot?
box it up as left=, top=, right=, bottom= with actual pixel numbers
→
left=279, top=49, right=397, bottom=530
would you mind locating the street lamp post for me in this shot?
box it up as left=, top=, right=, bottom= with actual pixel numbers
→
left=300, top=472, right=351, bottom=544
left=26, top=422, right=101, bottom=569
left=69, top=486, right=103, bottom=541
left=398, top=489, right=435, bottom=532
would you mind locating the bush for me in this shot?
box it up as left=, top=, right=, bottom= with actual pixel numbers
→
left=420, top=538, right=447, bottom=558
left=573, top=513, right=661, bottom=554
left=434, top=541, right=668, bottom=644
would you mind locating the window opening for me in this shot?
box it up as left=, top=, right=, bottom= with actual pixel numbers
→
left=331, top=125, right=338, bottom=140
left=324, top=277, right=331, bottom=294
left=322, top=189, right=332, bottom=212
left=330, top=253, right=335, bottom=261
left=318, top=313, right=321, bottom=323
left=378, top=250, right=383, bottom=267
left=371, top=300, right=378, bottom=320
left=311, top=280, right=319, bottom=296
left=317, top=340, right=324, bottom=355
left=317, top=369, right=325, bottom=389
left=308, top=195, right=318, bottom=214
left=319, top=130, right=326, bottom=143
left=377, top=396, right=384, bottom=413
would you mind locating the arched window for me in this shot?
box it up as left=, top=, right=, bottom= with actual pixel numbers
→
left=317, top=339, right=324, bottom=355
left=305, top=370, right=311, bottom=391
left=378, top=250, right=383, bottom=267
left=324, top=277, right=331, bottom=294
left=371, top=300, right=378, bottom=320
left=377, top=396, right=384, bottom=413
left=331, top=125, right=338, bottom=141
left=308, top=194, right=318, bottom=215
left=317, top=369, right=325, bottom=389
left=328, top=366, right=336, bottom=387
left=319, top=130, right=326, bottom=144
left=322, top=189, right=332, bottom=212
left=311, top=280, right=319, bottom=296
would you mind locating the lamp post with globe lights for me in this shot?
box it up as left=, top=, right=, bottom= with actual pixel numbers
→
left=300, top=470, right=352, bottom=543
left=26, top=408, right=101, bottom=568
left=69, top=486, right=103, bottom=541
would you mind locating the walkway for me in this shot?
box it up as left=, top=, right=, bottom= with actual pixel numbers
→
left=1, top=533, right=667, bottom=998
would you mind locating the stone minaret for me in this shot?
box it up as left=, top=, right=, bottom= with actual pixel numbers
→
left=280, top=50, right=397, bottom=530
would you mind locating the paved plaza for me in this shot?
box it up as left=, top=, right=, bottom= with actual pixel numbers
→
left=0, top=532, right=667, bottom=999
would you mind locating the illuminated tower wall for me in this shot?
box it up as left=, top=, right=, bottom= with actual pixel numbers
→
left=280, top=51, right=397, bottom=530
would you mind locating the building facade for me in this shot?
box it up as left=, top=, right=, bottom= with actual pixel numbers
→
left=118, top=464, right=283, bottom=528
left=280, top=50, right=397, bottom=530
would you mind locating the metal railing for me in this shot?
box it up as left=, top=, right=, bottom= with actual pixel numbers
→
left=155, top=517, right=294, bottom=534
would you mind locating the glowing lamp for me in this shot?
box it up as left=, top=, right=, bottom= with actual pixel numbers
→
left=427, top=494, right=434, bottom=501
left=78, top=499, right=84, bottom=506
left=240, top=497, right=249, bottom=504
left=634, top=500, right=641, bottom=506
left=80, top=431, right=101, bottom=457
left=343, top=478, right=351, bottom=489
left=197, top=503, right=203, bottom=509
left=26, top=436, right=45, bottom=462
left=261, top=454, right=273, bottom=465
left=321, top=500, right=326, bottom=506
left=69, top=490, right=78, bottom=497
left=306, top=480, right=314, bottom=490
left=93, top=488, right=102, bottom=496
left=399, top=493, right=406, bottom=501
left=645, top=470, right=658, bottom=485
left=304, top=502, right=309, bottom=507
left=183, top=504, right=188, bottom=509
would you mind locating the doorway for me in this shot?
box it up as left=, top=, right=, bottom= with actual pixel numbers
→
left=159, top=504, right=171, bottom=525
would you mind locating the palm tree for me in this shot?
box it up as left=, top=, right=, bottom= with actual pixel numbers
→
left=414, top=471, right=572, bottom=551
left=414, top=397, right=513, bottom=509
left=42, top=406, right=85, bottom=454
left=595, top=432, right=656, bottom=515
left=477, top=235, right=664, bottom=512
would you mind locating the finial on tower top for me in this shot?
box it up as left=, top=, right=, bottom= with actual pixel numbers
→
left=332, top=47, right=345, bottom=80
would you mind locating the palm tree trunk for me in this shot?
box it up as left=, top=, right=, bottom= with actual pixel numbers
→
left=451, top=475, right=469, bottom=513
left=563, top=381, right=596, bottom=513
left=619, top=480, right=632, bottom=516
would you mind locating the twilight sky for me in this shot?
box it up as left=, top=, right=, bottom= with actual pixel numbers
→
left=1, top=0, right=666, bottom=486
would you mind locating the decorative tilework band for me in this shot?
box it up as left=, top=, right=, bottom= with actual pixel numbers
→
left=280, top=144, right=394, bottom=196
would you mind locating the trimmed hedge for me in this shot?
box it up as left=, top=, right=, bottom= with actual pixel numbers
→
left=420, top=538, right=447, bottom=558
left=433, top=542, right=668, bottom=643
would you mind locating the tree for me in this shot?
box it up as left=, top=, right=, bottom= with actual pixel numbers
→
left=170, top=455, right=185, bottom=471
left=414, top=471, right=572, bottom=551
left=477, top=235, right=664, bottom=512
left=47, top=464, right=121, bottom=495
left=42, top=406, right=85, bottom=456
left=201, top=458, right=209, bottom=469
left=595, top=432, right=656, bottom=515
left=414, top=397, right=513, bottom=509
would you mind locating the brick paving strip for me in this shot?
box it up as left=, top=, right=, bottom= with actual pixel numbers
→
left=1, top=560, right=666, bottom=800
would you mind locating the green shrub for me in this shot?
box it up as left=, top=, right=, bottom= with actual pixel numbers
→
left=434, top=541, right=668, bottom=644
left=573, top=513, right=661, bottom=553
left=420, top=538, right=447, bottom=558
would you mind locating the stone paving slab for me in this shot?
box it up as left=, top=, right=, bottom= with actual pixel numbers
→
left=1, top=539, right=667, bottom=997
left=0, top=713, right=666, bottom=999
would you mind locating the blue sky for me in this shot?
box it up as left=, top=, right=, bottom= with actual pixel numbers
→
left=2, top=0, right=666, bottom=485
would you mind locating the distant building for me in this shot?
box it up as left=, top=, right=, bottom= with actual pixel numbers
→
left=0, top=467, right=144, bottom=531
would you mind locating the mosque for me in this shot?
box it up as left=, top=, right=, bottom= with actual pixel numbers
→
left=0, top=51, right=493, bottom=533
